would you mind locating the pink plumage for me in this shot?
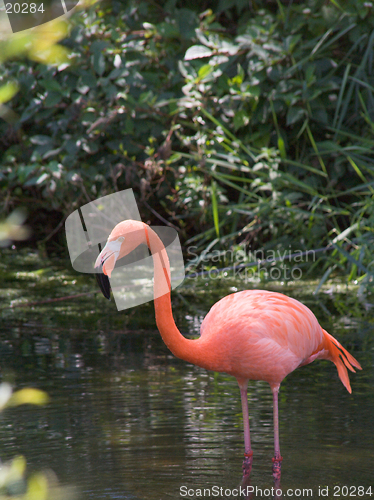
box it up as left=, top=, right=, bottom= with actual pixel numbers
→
left=95, top=220, right=362, bottom=478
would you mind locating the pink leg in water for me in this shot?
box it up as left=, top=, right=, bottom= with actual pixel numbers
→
left=271, top=384, right=283, bottom=479
left=238, top=379, right=253, bottom=475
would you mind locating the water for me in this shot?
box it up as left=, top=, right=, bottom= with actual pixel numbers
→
left=0, top=249, right=373, bottom=499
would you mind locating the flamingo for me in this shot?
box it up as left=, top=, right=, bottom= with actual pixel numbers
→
left=94, top=220, right=362, bottom=477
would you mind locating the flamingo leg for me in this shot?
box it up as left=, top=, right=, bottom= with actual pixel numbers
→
left=271, top=384, right=283, bottom=479
left=238, top=379, right=253, bottom=475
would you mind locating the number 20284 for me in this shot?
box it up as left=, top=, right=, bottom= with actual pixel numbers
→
left=5, top=3, right=45, bottom=14
left=334, top=485, right=372, bottom=496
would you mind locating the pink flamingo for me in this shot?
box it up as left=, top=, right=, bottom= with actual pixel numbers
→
left=95, top=220, right=362, bottom=477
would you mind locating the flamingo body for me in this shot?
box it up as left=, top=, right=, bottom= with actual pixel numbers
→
left=95, top=220, right=362, bottom=476
left=200, top=290, right=323, bottom=387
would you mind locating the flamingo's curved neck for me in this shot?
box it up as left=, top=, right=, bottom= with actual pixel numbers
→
left=144, top=225, right=216, bottom=370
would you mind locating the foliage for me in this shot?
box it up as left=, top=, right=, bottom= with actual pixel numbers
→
left=0, top=209, right=30, bottom=247
left=0, top=0, right=374, bottom=290
left=0, top=383, right=75, bottom=500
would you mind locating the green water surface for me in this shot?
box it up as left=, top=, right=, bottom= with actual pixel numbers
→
left=0, top=249, right=373, bottom=500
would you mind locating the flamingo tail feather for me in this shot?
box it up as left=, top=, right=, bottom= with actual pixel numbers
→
left=322, top=329, right=362, bottom=394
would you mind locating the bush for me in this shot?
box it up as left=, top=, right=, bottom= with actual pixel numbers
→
left=0, top=0, right=373, bottom=288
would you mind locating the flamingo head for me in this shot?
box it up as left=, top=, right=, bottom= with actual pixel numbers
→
left=94, top=220, right=149, bottom=299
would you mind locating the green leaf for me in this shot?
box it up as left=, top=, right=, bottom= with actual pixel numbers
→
left=90, top=42, right=108, bottom=76
left=332, top=244, right=368, bottom=273
left=284, top=34, right=302, bottom=53
left=24, top=173, right=49, bottom=187
left=286, top=106, right=305, bottom=126
left=277, top=137, right=286, bottom=159
left=44, top=91, right=62, bottom=107
left=233, top=110, right=250, bottom=131
left=30, top=135, right=53, bottom=146
left=211, top=180, right=220, bottom=238
left=315, top=266, right=336, bottom=294
left=0, top=81, right=19, bottom=104
left=17, top=165, right=36, bottom=184
left=6, top=388, right=49, bottom=407
left=80, top=71, right=97, bottom=89
left=185, top=45, right=213, bottom=60
left=93, top=52, right=106, bottom=76
left=198, top=64, right=213, bottom=80
left=39, top=79, right=62, bottom=93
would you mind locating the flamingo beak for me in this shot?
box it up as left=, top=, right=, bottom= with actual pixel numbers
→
left=95, top=269, right=111, bottom=300
left=94, top=237, right=125, bottom=300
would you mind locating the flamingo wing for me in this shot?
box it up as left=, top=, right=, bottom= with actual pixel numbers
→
left=200, top=290, right=325, bottom=385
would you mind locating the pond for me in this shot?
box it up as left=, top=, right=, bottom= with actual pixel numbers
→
left=0, top=248, right=373, bottom=500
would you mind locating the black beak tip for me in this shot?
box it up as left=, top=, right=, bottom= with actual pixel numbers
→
left=95, top=269, right=111, bottom=300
